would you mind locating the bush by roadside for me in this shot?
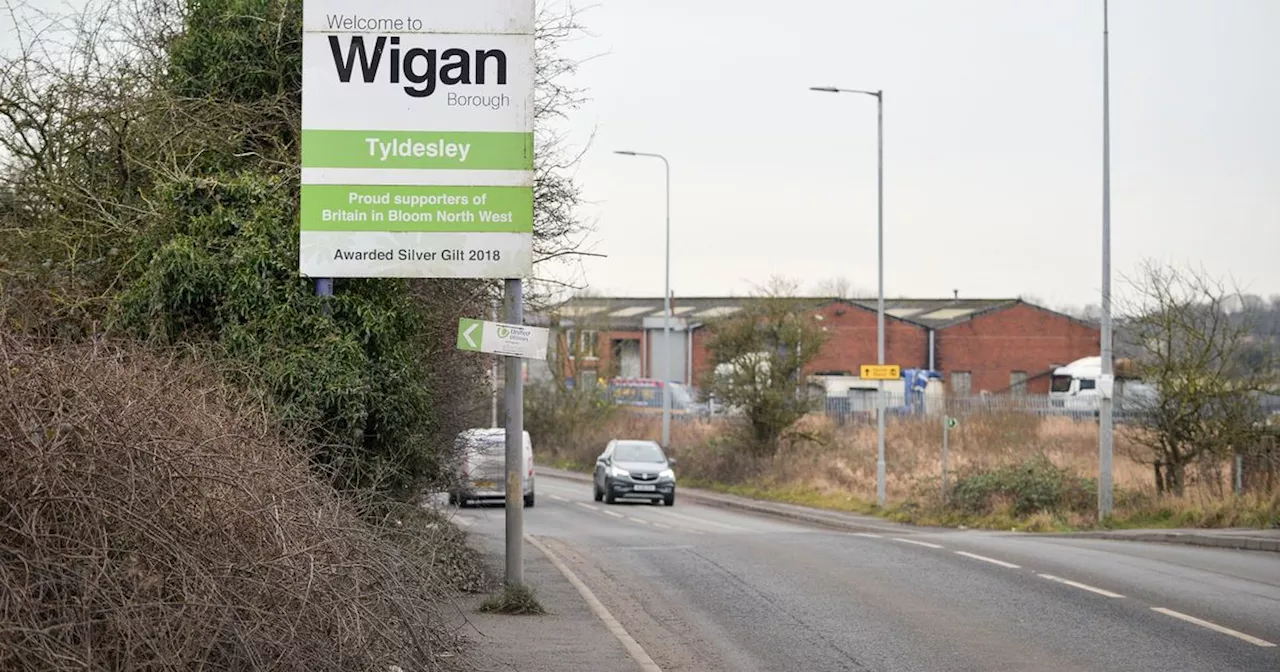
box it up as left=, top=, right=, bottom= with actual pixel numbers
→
left=0, top=333, right=490, bottom=671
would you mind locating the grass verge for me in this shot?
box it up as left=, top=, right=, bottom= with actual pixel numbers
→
left=479, top=583, right=548, bottom=616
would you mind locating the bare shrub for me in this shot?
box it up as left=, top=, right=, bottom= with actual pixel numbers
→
left=0, top=332, right=483, bottom=671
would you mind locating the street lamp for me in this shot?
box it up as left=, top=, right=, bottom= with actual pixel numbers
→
left=615, top=150, right=673, bottom=452
left=810, top=85, right=888, bottom=507
left=1098, top=0, right=1115, bottom=519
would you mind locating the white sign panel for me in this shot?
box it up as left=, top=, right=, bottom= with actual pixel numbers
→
left=457, top=318, right=548, bottom=360
left=300, top=0, right=535, bottom=278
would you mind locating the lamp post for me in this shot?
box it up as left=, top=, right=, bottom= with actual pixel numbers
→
left=810, top=85, right=887, bottom=507
left=615, top=150, right=673, bottom=452
left=1098, top=0, right=1115, bottom=520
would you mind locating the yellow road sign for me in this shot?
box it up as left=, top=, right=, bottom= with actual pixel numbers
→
left=860, top=364, right=901, bottom=380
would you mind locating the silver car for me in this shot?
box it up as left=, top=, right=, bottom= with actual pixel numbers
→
left=593, top=439, right=676, bottom=506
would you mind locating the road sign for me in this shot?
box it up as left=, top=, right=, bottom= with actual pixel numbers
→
left=947, top=416, right=959, bottom=429
left=860, top=364, right=901, bottom=380
left=457, top=318, right=548, bottom=360
left=299, top=0, right=535, bottom=279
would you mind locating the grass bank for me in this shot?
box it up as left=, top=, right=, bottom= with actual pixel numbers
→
left=537, top=411, right=1279, bottom=532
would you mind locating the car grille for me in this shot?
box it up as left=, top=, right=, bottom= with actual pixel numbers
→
left=630, top=472, right=658, bottom=481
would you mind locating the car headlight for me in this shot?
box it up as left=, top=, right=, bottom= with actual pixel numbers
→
left=609, top=465, right=631, bottom=478
left=659, top=469, right=675, bottom=480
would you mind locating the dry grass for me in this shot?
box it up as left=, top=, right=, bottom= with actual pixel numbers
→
left=573, top=412, right=1278, bottom=530
left=0, top=332, right=487, bottom=671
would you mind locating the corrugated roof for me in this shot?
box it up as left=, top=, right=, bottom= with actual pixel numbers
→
left=532, top=296, right=1035, bottom=330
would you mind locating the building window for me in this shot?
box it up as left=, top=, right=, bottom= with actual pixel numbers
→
left=1010, top=371, right=1028, bottom=395
left=951, top=371, right=972, bottom=395
left=579, top=330, right=599, bottom=359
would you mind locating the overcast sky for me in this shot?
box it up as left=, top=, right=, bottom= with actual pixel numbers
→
left=548, top=0, right=1279, bottom=308
left=4, top=1, right=1278, bottom=309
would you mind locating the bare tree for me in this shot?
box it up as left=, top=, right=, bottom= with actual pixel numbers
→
left=703, top=277, right=828, bottom=455
left=813, top=276, right=866, bottom=300
left=1121, top=261, right=1274, bottom=496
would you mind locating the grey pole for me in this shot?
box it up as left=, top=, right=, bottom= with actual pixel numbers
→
left=875, top=91, right=887, bottom=508
left=615, top=150, right=673, bottom=451
left=941, top=416, right=950, bottom=503
left=315, top=278, right=333, bottom=315
left=1099, top=0, right=1115, bottom=520
left=491, top=297, right=500, bottom=428
left=503, top=278, right=524, bottom=586
left=809, top=86, right=887, bottom=506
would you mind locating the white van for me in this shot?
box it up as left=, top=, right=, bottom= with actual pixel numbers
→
left=450, top=428, right=535, bottom=507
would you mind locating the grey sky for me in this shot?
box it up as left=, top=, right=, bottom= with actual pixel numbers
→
left=552, top=0, right=1279, bottom=307
left=4, top=1, right=1277, bottom=308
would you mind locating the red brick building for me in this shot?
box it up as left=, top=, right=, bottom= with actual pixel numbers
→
left=529, top=296, right=1099, bottom=396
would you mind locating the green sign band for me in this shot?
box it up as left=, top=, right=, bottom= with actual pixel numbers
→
left=302, top=130, right=534, bottom=170
left=301, top=185, right=533, bottom=232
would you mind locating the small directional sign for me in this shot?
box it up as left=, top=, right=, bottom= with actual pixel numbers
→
left=456, top=318, right=549, bottom=360
left=947, top=416, right=959, bottom=429
left=860, top=364, right=901, bottom=380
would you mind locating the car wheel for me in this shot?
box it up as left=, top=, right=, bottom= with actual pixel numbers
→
left=593, top=484, right=603, bottom=502
left=447, top=492, right=458, bottom=506
left=603, top=481, right=616, bottom=504
left=524, top=491, right=535, bottom=508
left=663, top=492, right=675, bottom=506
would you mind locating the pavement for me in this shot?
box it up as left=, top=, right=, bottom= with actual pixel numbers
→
left=447, top=472, right=1280, bottom=671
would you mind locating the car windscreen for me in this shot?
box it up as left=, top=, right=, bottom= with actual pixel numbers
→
left=614, top=442, right=665, bottom=463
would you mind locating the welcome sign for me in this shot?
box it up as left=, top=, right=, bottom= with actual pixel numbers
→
left=300, top=0, right=535, bottom=278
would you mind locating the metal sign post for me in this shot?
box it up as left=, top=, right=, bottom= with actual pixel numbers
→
left=942, top=415, right=958, bottom=503
left=503, top=279, right=524, bottom=586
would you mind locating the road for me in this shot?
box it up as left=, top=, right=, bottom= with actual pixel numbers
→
left=450, top=475, right=1280, bottom=672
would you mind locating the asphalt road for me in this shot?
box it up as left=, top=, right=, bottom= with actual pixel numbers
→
left=450, top=475, right=1280, bottom=672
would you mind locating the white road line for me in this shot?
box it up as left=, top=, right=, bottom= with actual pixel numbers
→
left=575, top=502, right=600, bottom=512
left=893, top=538, right=944, bottom=549
left=549, top=494, right=569, bottom=502
left=1150, top=607, right=1277, bottom=648
left=954, top=551, right=1021, bottom=569
left=1038, top=574, right=1125, bottom=598
left=628, top=517, right=651, bottom=525
left=657, top=510, right=751, bottom=532
left=851, top=532, right=883, bottom=538
left=651, top=522, right=673, bottom=530
left=525, top=535, right=664, bottom=671
left=603, top=510, right=625, bottom=518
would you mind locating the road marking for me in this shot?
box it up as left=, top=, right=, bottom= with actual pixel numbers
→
left=525, top=535, right=663, bottom=671
left=893, top=538, right=944, bottom=549
left=651, top=522, right=673, bottom=530
left=628, top=517, right=651, bottom=525
left=603, top=510, right=625, bottom=518
left=955, top=551, right=1021, bottom=569
left=1038, top=574, right=1125, bottom=598
left=549, top=494, right=568, bottom=502
left=1150, top=608, right=1276, bottom=648
left=658, top=510, right=751, bottom=532
left=851, top=532, right=883, bottom=538
left=575, top=502, right=600, bottom=512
